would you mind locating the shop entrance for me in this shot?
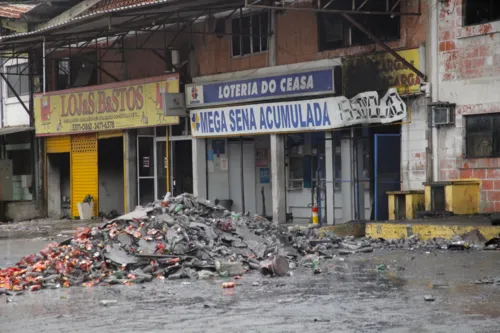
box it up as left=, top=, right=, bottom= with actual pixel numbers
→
left=98, top=137, right=124, bottom=216
left=171, top=140, right=193, bottom=196
left=228, top=139, right=256, bottom=214
left=46, top=153, right=71, bottom=219
left=374, top=133, right=401, bottom=220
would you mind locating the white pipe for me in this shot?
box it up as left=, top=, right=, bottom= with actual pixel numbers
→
left=430, top=0, right=439, bottom=181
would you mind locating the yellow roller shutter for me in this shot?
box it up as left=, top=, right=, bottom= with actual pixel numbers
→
left=71, top=134, right=98, bottom=218
left=46, top=136, right=71, bottom=153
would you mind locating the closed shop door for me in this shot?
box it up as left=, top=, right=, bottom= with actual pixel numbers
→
left=46, top=136, right=71, bottom=153
left=228, top=141, right=256, bottom=214
left=71, top=134, right=98, bottom=217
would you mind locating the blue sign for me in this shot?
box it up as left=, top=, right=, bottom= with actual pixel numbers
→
left=260, top=168, right=270, bottom=184
left=186, top=68, right=335, bottom=108
left=190, top=89, right=407, bottom=138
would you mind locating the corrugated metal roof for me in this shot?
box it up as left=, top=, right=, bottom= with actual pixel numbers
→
left=0, top=0, right=241, bottom=48
left=0, top=0, right=179, bottom=41
left=0, top=4, right=37, bottom=19
left=80, top=0, right=161, bottom=16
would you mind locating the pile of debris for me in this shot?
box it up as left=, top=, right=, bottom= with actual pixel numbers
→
left=0, top=193, right=298, bottom=293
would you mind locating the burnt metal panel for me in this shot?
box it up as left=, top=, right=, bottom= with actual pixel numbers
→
left=0, top=159, right=13, bottom=201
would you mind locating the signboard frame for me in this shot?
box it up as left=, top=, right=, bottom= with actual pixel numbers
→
left=185, top=67, right=337, bottom=108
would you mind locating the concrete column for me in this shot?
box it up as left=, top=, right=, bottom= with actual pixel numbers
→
left=47, top=155, right=61, bottom=219
left=354, top=139, right=365, bottom=220
left=270, top=134, right=286, bottom=223
left=124, top=130, right=137, bottom=212
left=325, top=132, right=334, bottom=225
left=192, top=137, right=207, bottom=199
left=341, top=135, right=353, bottom=223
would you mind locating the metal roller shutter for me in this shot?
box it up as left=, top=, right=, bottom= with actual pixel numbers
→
left=46, top=136, right=71, bottom=153
left=71, top=134, right=98, bottom=218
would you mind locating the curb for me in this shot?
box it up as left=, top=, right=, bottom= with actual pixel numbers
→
left=365, top=223, right=500, bottom=240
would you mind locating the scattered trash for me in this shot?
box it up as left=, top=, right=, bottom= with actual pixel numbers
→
left=222, top=282, right=235, bottom=289
left=447, top=241, right=470, bottom=251
left=252, top=281, right=261, bottom=286
left=215, top=260, right=245, bottom=277
left=313, top=318, right=331, bottom=323
left=312, top=258, right=322, bottom=274
left=461, top=230, right=486, bottom=245
left=99, top=299, right=118, bottom=306
left=259, top=255, right=289, bottom=277
left=424, top=295, right=435, bottom=302
left=278, top=298, right=293, bottom=304
left=474, top=279, right=494, bottom=285
left=376, top=264, right=386, bottom=272
left=484, top=235, right=500, bottom=250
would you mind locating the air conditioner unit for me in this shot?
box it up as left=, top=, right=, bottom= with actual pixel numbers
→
left=431, top=103, right=456, bottom=127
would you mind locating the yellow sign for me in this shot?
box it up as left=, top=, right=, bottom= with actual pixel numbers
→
left=34, top=74, right=180, bottom=136
left=344, top=48, right=422, bottom=96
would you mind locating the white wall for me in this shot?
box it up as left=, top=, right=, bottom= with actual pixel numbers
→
left=400, top=96, right=428, bottom=190
left=2, top=58, right=30, bottom=127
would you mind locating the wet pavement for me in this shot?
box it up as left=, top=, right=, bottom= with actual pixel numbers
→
left=1, top=233, right=500, bottom=333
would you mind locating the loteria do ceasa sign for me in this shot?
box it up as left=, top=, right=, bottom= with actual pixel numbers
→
left=34, top=74, right=180, bottom=136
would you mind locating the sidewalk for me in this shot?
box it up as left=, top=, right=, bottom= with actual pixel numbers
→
left=0, top=218, right=101, bottom=240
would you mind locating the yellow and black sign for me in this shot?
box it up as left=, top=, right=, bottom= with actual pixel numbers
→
left=343, top=48, right=422, bottom=97
left=34, top=74, right=180, bottom=136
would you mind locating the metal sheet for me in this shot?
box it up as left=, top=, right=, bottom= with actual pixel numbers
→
left=46, top=136, right=71, bottom=153
left=163, top=93, right=186, bottom=117
left=0, top=159, right=13, bottom=201
left=71, top=134, right=98, bottom=218
left=0, top=126, right=33, bottom=136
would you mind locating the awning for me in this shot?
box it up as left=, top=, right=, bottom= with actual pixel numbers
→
left=0, top=0, right=244, bottom=53
left=0, top=126, right=34, bottom=136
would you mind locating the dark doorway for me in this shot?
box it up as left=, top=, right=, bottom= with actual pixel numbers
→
left=98, top=137, right=124, bottom=216
left=172, top=140, right=193, bottom=196
left=47, top=152, right=70, bottom=219
left=374, top=133, right=401, bottom=220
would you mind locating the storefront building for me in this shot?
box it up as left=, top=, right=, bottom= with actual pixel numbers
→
left=188, top=59, right=412, bottom=224
left=34, top=74, right=180, bottom=219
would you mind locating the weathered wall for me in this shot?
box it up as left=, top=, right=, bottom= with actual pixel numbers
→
left=193, top=0, right=427, bottom=76
left=5, top=200, right=45, bottom=221
left=436, top=0, right=500, bottom=212
left=401, top=96, right=428, bottom=191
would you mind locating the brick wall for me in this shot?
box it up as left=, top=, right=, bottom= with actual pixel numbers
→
left=437, top=0, right=500, bottom=212
left=194, top=0, right=427, bottom=76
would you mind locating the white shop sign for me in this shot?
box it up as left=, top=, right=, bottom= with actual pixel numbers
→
left=190, top=88, right=406, bottom=138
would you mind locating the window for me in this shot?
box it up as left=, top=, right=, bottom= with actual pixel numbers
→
left=6, top=63, right=30, bottom=98
left=464, top=0, right=500, bottom=26
left=231, top=12, right=268, bottom=57
left=56, top=58, right=71, bottom=90
left=465, top=114, right=500, bottom=158
left=318, top=0, right=400, bottom=51
left=54, top=52, right=98, bottom=91
left=286, top=133, right=326, bottom=189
